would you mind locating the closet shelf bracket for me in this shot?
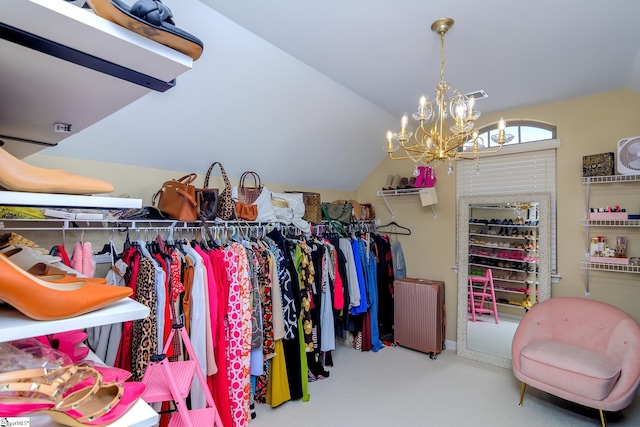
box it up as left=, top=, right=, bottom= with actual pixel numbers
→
left=376, top=189, right=437, bottom=219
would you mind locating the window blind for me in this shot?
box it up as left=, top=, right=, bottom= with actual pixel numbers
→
left=456, top=147, right=558, bottom=273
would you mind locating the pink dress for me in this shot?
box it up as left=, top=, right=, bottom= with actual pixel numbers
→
left=224, top=243, right=252, bottom=426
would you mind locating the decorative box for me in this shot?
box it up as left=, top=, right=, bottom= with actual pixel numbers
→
left=583, top=152, right=615, bottom=177
left=589, top=212, right=628, bottom=220
left=589, top=256, right=629, bottom=265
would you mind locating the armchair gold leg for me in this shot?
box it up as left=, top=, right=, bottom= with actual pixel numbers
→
left=519, top=382, right=526, bottom=406
left=599, top=409, right=606, bottom=427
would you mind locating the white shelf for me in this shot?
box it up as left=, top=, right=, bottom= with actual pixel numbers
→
left=580, top=261, right=640, bottom=273
left=0, top=191, right=141, bottom=209
left=377, top=188, right=437, bottom=218
left=581, top=219, right=640, bottom=227
left=0, top=0, right=193, bottom=157
left=29, top=398, right=159, bottom=427
left=0, top=297, right=149, bottom=342
left=377, top=188, right=425, bottom=197
left=583, top=174, right=640, bottom=184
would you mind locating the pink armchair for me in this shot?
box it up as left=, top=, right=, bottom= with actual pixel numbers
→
left=512, top=297, right=640, bottom=426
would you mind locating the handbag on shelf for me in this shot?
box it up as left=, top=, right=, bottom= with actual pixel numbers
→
left=195, top=176, right=219, bottom=221
left=322, top=201, right=353, bottom=225
left=234, top=201, right=258, bottom=221
left=237, top=171, right=263, bottom=204
left=151, top=174, right=199, bottom=221
left=331, top=199, right=361, bottom=222
left=360, top=203, right=376, bottom=221
left=286, top=191, right=322, bottom=224
left=202, top=162, right=236, bottom=221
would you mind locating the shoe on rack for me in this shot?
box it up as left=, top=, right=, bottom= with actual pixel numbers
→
left=0, top=246, right=106, bottom=283
left=0, top=254, right=131, bottom=321
left=390, top=174, right=401, bottom=190
left=414, top=166, right=427, bottom=188
left=0, top=147, right=113, bottom=195
left=383, top=174, right=394, bottom=190
left=86, top=0, right=204, bottom=60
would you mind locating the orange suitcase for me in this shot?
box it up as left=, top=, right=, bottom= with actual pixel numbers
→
left=393, top=277, right=446, bottom=359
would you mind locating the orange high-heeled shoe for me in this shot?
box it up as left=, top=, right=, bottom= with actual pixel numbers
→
left=0, top=254, right=131, bottom=321
left=37, top=275, right=108, bottom=285
left=0, top=147, right=113, bottom=195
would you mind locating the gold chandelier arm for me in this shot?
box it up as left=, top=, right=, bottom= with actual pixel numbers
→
left=388, top=151, right=435, bottom=163
left=455, top=144, right=504, bottom=161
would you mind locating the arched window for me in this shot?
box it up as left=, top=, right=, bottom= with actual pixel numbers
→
left=478, top=120, right=557, bottom=148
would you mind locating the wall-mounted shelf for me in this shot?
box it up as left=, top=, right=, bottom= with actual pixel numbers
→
left=0, top=0, right=193, bottom=158
left=579, top=261, right=640, bottom=273
left=582, top=173, right=640, bottom=295
left=583, top=174, right=640, bottom=184
left=377, top=188, right=437, bottom=219
left=0, top=191, right=142, bottom=209
left=581, top=219, right=640, bottom=227
left=1, top=297, right=148, bottom=342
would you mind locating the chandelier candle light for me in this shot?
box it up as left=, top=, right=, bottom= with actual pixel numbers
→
left=385, top=18, right=513, bottom=175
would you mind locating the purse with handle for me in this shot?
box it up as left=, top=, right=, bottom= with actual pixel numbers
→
left=285, top=191, right=322, bottom=224
left=203, top=162, right=236, bottom=221
left=322, top=201, right=353, bottom=225
left=152, top=173, right=199, bottom=221
left=237, top=171, right=263, bottom=204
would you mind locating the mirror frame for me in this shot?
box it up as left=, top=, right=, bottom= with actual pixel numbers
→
left=456, top=192, right=551, bottom=369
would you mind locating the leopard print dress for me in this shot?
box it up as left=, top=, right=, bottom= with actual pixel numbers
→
left=131, top=255, right=157, bottom=382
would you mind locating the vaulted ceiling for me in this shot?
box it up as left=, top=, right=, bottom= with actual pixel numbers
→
left=45, top=0, right=640, bottom=190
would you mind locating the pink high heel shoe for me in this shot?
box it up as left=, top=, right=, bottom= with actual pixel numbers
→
left=414, top=166, right=427, bottom=187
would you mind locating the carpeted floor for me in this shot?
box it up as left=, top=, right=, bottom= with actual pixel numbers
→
left=249, top=343, right=640, bottom=427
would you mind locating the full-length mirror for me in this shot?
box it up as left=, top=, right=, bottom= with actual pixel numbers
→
left=457, top=193, right=551, bottom=369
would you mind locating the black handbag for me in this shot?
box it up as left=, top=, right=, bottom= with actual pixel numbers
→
left=195, top=186, right=219, bottom=221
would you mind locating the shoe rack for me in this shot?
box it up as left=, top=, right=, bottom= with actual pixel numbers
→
left=580, top=174, right=640, bottom=296
left=468, top=205, right=541, bottom=315
left=0, top=193, right=158, bottom=427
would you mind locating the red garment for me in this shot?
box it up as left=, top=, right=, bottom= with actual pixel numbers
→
left=328, top=242, right=344, bottom=310
left=52, top=244, right=71, bottom=267
left=114, top=247, right=139, bottom=373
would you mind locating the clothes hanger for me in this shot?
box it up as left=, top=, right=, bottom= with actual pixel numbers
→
left=376, top=220, right=412, bottom=235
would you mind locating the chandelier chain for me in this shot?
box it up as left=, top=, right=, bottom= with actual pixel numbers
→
left=439, top=30, right=445, bottom=86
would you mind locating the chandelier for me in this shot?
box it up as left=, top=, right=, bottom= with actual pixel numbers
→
left=384, top=18, right=513, bottom=175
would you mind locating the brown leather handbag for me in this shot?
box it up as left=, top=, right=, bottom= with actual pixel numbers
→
left=203, top=162, right=236, bottom=221
left=152, top=174, right=199, bottom=221
left=234, top=201, right=258, bottom=221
